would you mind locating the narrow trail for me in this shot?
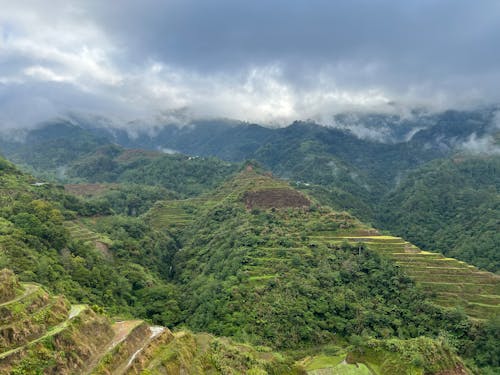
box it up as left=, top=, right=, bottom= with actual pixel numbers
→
left=0, top=304, right=87, bottom=360
left=0, top=283, right=39, bottom=307
left=115, top=326, right=165, bottom=375
left=82, top=320, right=143, bottom=375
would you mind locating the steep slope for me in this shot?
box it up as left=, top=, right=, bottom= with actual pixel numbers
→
left=164, top=169, right=498, bottom=325
left=3, top=112, right=497, bottom=274
left=0, top=268, right=170, bottom=374
left=0, top=269, right=305, bottom=374
left=379, top=156, right=500, bottom=273
left=311, top=234, right=500, bottom=320
left=0, top=161, right=496, bottom=373
left=144, top=168, right=497, bottom=372
left=68, top=144, right=239, bottom=198
left=0, top=120, right=109, bottom=175
left=0, top=269, right=112, bottom=374
left=0, top=156, right=180, bottom=321
left=0, top=268, right=474, bottom=375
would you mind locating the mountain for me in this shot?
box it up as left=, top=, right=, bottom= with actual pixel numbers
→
left=2, top=108, right=498, bottom=274
left=0, top=269, right=302, bottom=374
left=1, top=157, right=499, bottom=372
left=379, top=156, right=500, bottom=273
left=3, top=266, right=483, bottom=374
left=0, top=120, right=109, bottom=176
left=143, top=167, right=499, bottom=372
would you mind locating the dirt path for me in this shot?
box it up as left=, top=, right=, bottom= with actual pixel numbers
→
left=114, top=326, right=165, bottom=375
left=82, top=320, right=143, bottom=375
left=0, top=283, right=39, bottom=307
left=0, top=304, right=87, bottom=360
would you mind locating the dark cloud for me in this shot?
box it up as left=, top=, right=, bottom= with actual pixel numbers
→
left=1, top=0, right=500, bottom=127
left=90, top=0, right=500, bottom=75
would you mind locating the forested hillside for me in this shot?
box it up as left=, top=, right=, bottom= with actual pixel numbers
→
left=379, top=157, right=500, bottom=273
left=0, top=157, right=182, bottom=319
left=1, top=157, right=499, bottom=373
left=1, top=109, right=498, bottom=276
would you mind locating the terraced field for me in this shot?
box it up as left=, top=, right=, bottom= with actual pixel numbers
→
left=300, top=354, right=372, bottom=375
left=148, top=169, right=500, bottom=321
left=0, top=268, right=295, bottom=373
left=64, top=220, right=113, bottom=258
left=0, top=269, right=176, bottom=374
left=308, top=233, right=500, bottom=320
left=144, top=169, right=294, bottom=232
left=145, top=199, right=202, bottom=231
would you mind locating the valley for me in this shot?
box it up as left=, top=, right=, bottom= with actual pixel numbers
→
left=2, top=2, right=500, bottom=373
left=0, top=114, right=498, bottom=374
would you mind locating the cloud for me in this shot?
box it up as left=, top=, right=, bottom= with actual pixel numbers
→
left=1, top=0, right=500, bottom=129
left=459, top=133, right=500, bottom=155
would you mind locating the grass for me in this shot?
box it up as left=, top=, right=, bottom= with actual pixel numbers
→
left=64, top=220, right=112, bottom=245
left=301, top=354, right=373, bottom=375
left=303, top=354, right=345, bottom=370
left=0, top=304, right=87, bottom=360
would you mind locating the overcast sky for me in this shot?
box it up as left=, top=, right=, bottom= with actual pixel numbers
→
left=1, top=0, right=500, bottom=128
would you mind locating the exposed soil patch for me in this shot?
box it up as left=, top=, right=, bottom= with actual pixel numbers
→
left=95, top=241, right=112, bottom=259
left=244, top=188, right=311, bottom=209
left=436, top=364, right=469, bottom=375
left=65, top=183, right=118, bottom=197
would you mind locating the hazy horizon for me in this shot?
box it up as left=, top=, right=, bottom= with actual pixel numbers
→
left=2, top=1, right=500, bottom=128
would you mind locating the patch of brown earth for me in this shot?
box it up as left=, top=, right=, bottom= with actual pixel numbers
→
left=244, top=188, right=311, bottom=209
left=95, top=241, right=112, bottom=259
left=64, top=183, right=118, bottom=197
left=435, top=364, right=470, bottom=375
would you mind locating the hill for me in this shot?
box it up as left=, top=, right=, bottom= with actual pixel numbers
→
left=144, top=168, right=499, bottom=373
left=379, top=156, right=500, bottom=273
left=0, top=156, right=182, bottom=320
left=1, top=109, right=498, bottom=276
left=0, top=269, right=302, bottom=374
left=0, top=156, right=498, bottom=373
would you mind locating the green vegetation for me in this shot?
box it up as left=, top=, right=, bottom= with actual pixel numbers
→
left=0, top=154, right=498, bottom=373
left=134, top=331, right=304, bottom=375
left=0, top=157, right=179, bottom=319
left=311, top=235, right=500, bottom=320
left=0, top=270, right=305, bottom=374
left=2, top=113, right=498, bottom=277
left=379, top=156, right=500, bottom=273
left=350, top=336, right=466, bottom=375
left=67, top=144, right=239, bottom=197
left=157, top=169, right=496, bottom=372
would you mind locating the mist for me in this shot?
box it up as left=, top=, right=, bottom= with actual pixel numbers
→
left=1, top=1, right=500, bottom=130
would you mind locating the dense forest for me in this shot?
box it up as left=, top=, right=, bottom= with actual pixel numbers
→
left=379, top=157, right=500, bottom=272
left=0, top=109, right=499, bottom=373
left=3, top=112, right=498, bottom=274
left=0, top=155, right=499, bottom=373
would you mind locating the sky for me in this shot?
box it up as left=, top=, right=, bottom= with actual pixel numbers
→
left=1, top=0, right=500, bottom=129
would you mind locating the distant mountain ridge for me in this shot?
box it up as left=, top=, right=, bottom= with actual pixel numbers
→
left=0, top=107, right=499, bottom=274
left=2, top=161, right=498, bottom=373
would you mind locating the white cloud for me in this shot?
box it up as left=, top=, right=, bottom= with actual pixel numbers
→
left=0, top=0, right=500, bottom=129
left=460, top=133, right=500, bottom=155
left=24, top=65, right=73, bottom=83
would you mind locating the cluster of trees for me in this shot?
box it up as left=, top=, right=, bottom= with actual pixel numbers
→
left=68, top=145, right=239, bottom=197
left=3, top=117, right=498, bottom=276
left=172, top=202, right=481, bottom=351
left=0, top=157, right=179, bottom=318
left=379, top=157, right=500, bottom=273
left=0, top=140, right=498, bottom=373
